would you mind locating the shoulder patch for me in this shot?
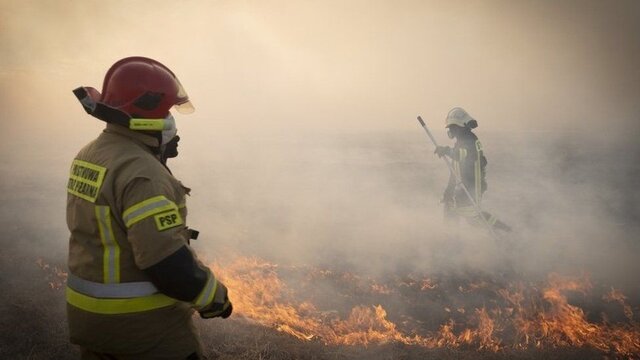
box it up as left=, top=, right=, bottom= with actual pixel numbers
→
left=154, top=209, right=184, bottom=231
left=67, top=159, right=107, bottom=202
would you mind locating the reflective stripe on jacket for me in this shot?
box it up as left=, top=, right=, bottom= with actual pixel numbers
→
left=450, top=137, right=487, bottom=207
left=66, top=124, right=208, bottom=356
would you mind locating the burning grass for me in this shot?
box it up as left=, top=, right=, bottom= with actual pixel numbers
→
left=206, top=256, right=640, bottom=358
left=10, top=253, right=639, bottom=359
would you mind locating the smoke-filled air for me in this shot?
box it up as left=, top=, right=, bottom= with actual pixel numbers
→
left=1, top=0, right=639, bottom=359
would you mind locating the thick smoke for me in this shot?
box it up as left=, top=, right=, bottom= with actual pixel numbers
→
left=176, top=126, right=640, bottom=292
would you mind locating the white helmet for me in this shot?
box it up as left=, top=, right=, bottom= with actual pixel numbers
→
left=445, top=107, right=474, bottom=128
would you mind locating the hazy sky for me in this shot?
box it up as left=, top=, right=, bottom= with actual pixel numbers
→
left=1, top=0, right=639, bottom=147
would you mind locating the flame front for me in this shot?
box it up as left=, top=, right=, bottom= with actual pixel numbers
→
left=35, top=256, right=639, bottom=356
left=210, top=256, right=640, bottom=356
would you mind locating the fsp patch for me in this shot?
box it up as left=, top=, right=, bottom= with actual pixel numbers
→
left=154, top=210, right=184, bottom=231
left=67, top=160, right=107, bottom=202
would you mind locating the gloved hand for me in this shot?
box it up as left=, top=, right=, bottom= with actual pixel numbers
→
left=434, top=146, right=451, bottom=158
left=198, top=281, right=233, bottom=319
left=199, top=295, right=233, bottom=319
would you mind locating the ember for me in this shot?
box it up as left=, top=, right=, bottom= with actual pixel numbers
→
left=36, top=257, right=67, bottom=290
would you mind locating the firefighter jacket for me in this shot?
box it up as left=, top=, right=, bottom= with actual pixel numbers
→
left=443, top=132, right=488, bottom=208
left=66, top=124, right=222, bottom=358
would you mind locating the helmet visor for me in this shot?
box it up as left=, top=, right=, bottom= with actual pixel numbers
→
left=173, top=78, right=194, bottom=114
left=174, top=100, right=195, bottom=114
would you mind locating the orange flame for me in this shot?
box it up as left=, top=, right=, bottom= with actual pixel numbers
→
left=36, top=255, right=639, bottom=356
left=209, top=256, right=640, bottom=356
left=604, top=287, right=634, bottom=321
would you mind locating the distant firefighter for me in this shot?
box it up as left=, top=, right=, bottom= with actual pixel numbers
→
left=434, top=107, right=511, bottom=232
left=67, top=57, right=232, bottom=359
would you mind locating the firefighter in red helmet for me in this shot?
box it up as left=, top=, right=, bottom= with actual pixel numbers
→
left=67, top=57, right=231, bottom=359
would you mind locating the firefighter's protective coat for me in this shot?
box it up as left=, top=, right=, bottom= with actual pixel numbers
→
left=66, top=124, right=218, bottom=357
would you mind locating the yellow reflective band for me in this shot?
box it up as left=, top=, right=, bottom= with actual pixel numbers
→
left=67, top=160, right=107, bottom=202
left=474, top=140, right=483, bottom=204
left=458, top=148, right=467, bottom=161
left=154, top=209, right=184, bottom=231
left=475, top=159, right=482, bottom=204
left=95, top=206, right=120, bottom=284
left=129, top=118, right=165, bottom=131
left=194, top=272, right=217, bottom=309
left=453, top=160, right=461, bottom=180
left=66, top=287, right=177, bottom=314
left=455, top=206, right=476, bottom=217
left=123, top=195, right=178, bottom=228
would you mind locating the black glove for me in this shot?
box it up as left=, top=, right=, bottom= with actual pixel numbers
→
left=199, top=296, right=233, bottom=319
left=434, top=145, right=451, bottom=158
left=199, top=281, right=233, bottom=319
left=219, top=300, right=233, bottom=319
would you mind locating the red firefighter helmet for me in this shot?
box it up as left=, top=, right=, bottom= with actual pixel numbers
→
left=99, top=56, right=194, bottom=119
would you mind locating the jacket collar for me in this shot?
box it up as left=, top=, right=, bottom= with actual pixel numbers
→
left=104, top=123, right=161, bottom=149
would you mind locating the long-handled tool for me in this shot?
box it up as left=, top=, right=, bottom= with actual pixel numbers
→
left=416, top=116, right=500, bottom=241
